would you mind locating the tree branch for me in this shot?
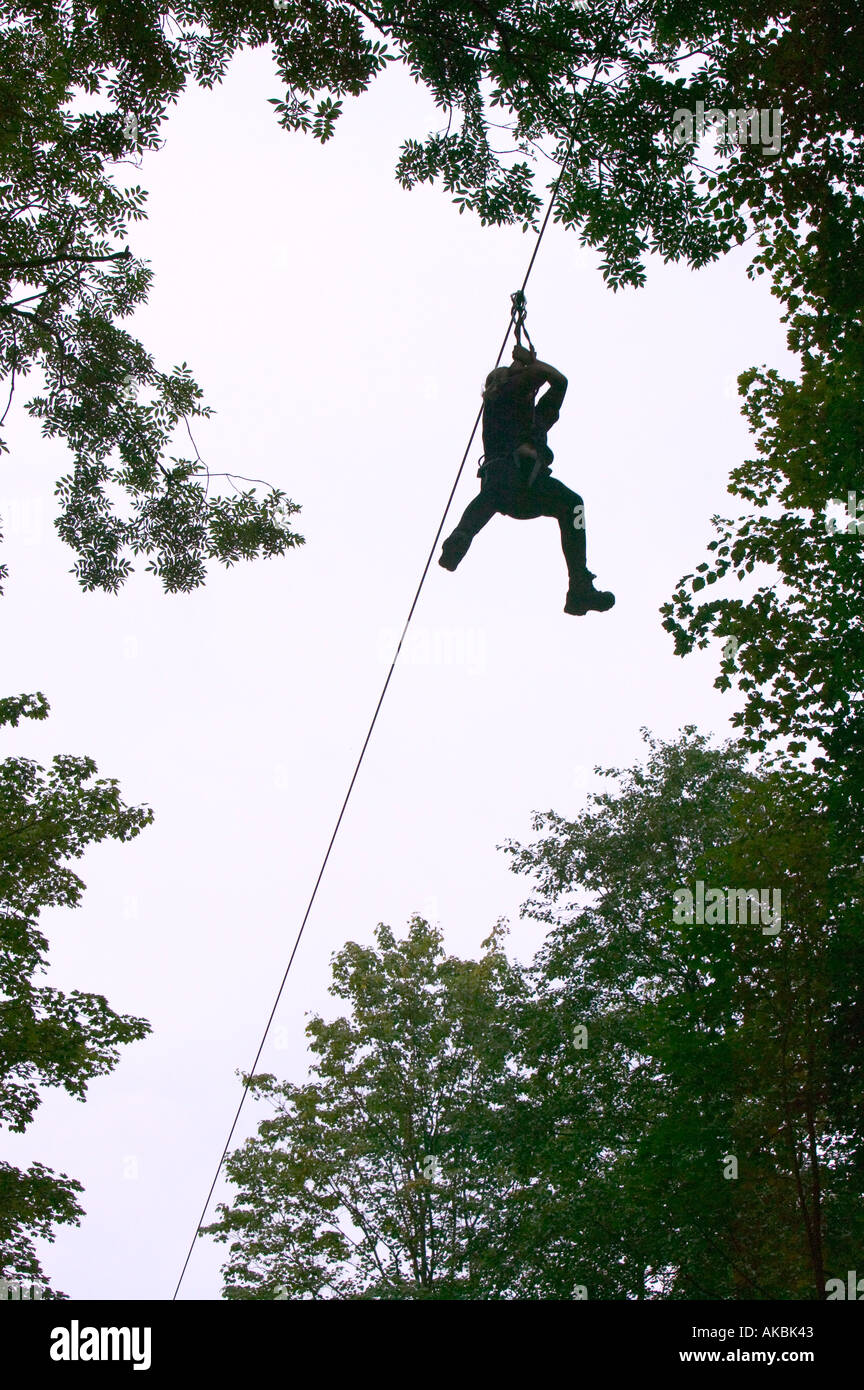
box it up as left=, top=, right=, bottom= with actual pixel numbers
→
left=0, top=249, right=130, bottom=274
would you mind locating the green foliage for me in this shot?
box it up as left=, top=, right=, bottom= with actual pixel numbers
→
left=203, top=916, right=527, bottom=1299
left=0, top=690, right=153, bottom=1292
left=662, top=231, right=864, bottom=822
left=0, top=1, right=307, bottom=593
left=658, top=2, right=864, bottom=817
left=498, top=730, right=863, bottom=1299
left=0, top=691, right=49, bottom=727
left=0, top=1160, right=82, bottom=1295
left=4, top=2, right=862, bottom=590
left=210, top=733, right=864, bottom=1299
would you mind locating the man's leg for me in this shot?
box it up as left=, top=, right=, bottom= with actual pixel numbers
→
left=439, top=490, right=499, bottom=570
left=520, top=477, right=615, bottom=614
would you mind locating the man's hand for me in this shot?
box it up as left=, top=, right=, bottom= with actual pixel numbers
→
left=511, top=342, right=537, bottom=366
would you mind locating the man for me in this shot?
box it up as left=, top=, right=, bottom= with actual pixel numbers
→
left=439, top=344, right=615, bottom=616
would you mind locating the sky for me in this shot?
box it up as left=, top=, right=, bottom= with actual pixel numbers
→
left=0, top=42, right=796, bottom=1300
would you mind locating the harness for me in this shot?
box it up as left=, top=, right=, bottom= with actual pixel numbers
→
left=478, top=439, right=552, bottom=494
left=478, top=449, right=530, bottom=491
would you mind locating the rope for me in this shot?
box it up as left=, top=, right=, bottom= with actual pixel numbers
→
left=510, top=290, right=535, bottom=354
left=172, top=28, right=617, bottom=1300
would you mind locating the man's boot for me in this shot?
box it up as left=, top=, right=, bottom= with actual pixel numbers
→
left=564, top=569, right=615, bottom=616
left=439, top=529, right=473, bottom=571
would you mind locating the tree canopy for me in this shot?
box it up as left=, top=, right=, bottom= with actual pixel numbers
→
left=3, top=1, right=862, bottom=591
left=0, top=690, right=152, bottom=1294
left=499, top=730, right=862, bottom=1299
left=203, top=916, right=526, bottom=1298
left=663, top=224, right=864, bottom=823
left=208, top=732, right=864, bottom=1299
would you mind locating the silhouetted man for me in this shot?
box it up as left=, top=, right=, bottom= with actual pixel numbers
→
left=439, top=344, right=614, bottom=615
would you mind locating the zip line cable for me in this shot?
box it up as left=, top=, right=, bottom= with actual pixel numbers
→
left=173, top=32, right=619, bottom=1300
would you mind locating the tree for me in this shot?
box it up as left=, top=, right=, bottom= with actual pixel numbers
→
left=3, top=1, right=863, bottom=591
left=499, top=729, right=864, bottom=1299
left=206, top=733, right=862, bottom=1300
left=642, top=3, right=864, bottom=821
left=203, top=917, right=526, bottom=1299
left=0, top=690, right=152, bottom=1295
left=662, top=229, right=864, bottom=826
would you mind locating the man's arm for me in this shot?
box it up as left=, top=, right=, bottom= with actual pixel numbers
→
left=511, top=343, right=567, bottom=418
left=526, top=363, right=568, bottom=433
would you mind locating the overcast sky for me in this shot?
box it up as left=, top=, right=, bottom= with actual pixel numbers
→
left=1, top=44, right=795, bottom=1300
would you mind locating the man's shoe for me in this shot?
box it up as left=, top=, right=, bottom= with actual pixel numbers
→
left=439, top=530, right=472, bottom=571
left=565, top=571, right=616, bottom=616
